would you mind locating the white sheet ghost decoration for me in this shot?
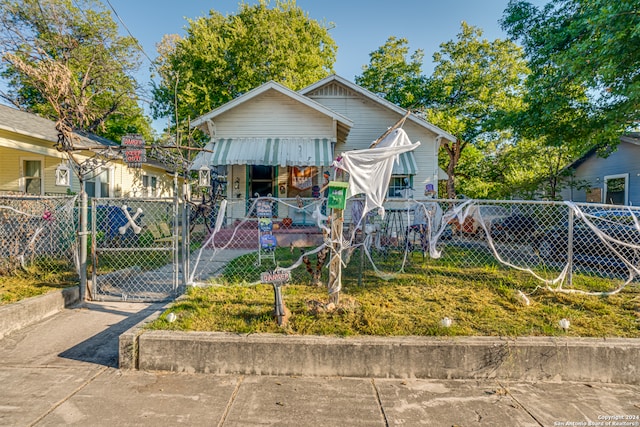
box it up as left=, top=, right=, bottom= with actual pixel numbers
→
left=332, top=128, right=420, bottom=219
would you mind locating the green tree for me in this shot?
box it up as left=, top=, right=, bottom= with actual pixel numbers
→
left=502, top=0, right=640, bottom=145
left=152, top=0, right=337, bottom=127
left=424, top=22, right=529, bottom=198
left=355, top=36, right=426, bottom=108
left=0, top=0, right=152, bottom=142
left=485, top=138, right=583, bottom=200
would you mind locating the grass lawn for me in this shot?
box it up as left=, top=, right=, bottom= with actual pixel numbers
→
left=0, top=265, right=78, bottom=305
left=147, top=247, right=640, bottom=338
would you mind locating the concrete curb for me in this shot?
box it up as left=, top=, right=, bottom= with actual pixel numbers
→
left=0, top=287, right=79, bottom=340
left=118, top=302, right=170, bottom=369
left=121, top=315, right=640, bottom=383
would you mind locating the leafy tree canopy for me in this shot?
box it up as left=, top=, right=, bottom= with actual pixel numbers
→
left=152, top=0, right=337, bottom=126
left=502, top=0, right=640, bottom=144
left=424, top=22, right=529, bottom=197
left=355, top=36, right=426, bottom=109
left=0, top=0, right=152, bottom=143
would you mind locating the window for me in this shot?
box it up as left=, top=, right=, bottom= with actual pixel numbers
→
left=604, top=174, right=628, bottom=205
left=142, top=175, right=157, bottom=197
left=85, top=168, right=112, bottom=198
left=388, top=175, right=412, bottom=198
left=22, top=159, right=42, bottom=195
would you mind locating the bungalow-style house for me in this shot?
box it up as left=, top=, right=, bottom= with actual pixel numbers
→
left=562, top=133, right=640, bottom=206
left=190, top=75, right=455, bottom=222
left=0, top=104, right=175, bottom=198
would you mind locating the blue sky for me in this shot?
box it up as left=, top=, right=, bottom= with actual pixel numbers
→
left=104, top=0, right=547, bottom=131
left=109, top=0, right=544, bottom=81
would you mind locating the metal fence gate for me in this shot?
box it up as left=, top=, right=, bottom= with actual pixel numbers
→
left=91, top=197, right=183, bottom=302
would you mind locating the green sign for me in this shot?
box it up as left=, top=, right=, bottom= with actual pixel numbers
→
left=327, top=181, right=349, bottom=210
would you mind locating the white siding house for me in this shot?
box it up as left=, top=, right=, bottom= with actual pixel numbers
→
left=190, top=75, right=456, bottom=220
left=301, top=75, right=453, bottom=197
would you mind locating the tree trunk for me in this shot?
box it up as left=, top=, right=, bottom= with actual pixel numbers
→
left=443, top=140, right=463, bottom=199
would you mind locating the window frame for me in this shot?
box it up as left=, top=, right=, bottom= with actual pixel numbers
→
left=20, top=156, right=44, bottom=195
left=387, top=175, right=413, bottom=198
left=142, top=174, right=158, bottom=197
left=603, top=173, right=629, bottom=205
left=85, top=167, right=113, bottom=198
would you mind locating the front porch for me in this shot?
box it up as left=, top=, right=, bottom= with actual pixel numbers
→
left=206, top=221, right=325, bottom=250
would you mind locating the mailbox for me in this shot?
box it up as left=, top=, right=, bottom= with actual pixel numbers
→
left=326, top=181, right=349, bottom=210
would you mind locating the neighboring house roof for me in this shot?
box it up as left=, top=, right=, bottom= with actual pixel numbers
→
left=190, top=80, right=354, bottom=142
left=620, top=132, right=640, bottom=146
left=0, top=104, right=176, bottom=172
left=299, top=74, right=457, bottom=144
left=568, top=133, right=640, bottom=170
left=0, top=104, right=116, bottom=149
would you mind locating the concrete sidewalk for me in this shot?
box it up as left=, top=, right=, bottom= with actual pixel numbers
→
left=0, top=301, right=638, bottom=426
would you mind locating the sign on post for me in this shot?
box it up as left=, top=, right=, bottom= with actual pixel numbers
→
left=121, top=134, right=146, bottom=168
left=261, top=270, right=290, bottom=326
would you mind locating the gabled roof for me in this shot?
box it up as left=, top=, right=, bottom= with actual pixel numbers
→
left=0, top=104, right=116, bottom=149
left=190, top=80, right=354, bottom=135
left=620, top=132, right=640, bottom=146
left=0, top=104, right=176, bottom=172
left=299, top=74, right=457, bottom=143
left=568, top=133, right=640, bottom=170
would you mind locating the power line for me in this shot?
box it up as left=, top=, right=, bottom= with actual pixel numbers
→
left=104, top=0, right=159, bottom=73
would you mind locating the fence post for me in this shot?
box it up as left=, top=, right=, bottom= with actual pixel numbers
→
left=79, top=190, right=88, bottom=302
left=567, top=206, right=574, bottom=287
left=181, top=177, right=189, bottom=288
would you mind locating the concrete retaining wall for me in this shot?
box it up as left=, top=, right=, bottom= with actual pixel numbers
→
left=128, top=331, right=640, bottom=384
left=0, top=287, right=79, bottom=339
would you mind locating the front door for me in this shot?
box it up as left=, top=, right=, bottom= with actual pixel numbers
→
left=250, top=165, right=275, bottom=197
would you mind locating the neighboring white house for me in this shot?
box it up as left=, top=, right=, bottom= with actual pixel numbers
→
left=190, top=75, right=455, bottom=221
left=561, top=133, right=640, bottom=206
left=0, top=104, right=175, bottom=198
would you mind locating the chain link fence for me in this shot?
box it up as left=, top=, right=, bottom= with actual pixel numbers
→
left=91, top=197, right=182, bottom=302
left=1, top=193, right=637, bottom=301
left=0, top=195, right=78, bottom=275
left=189, top=197, right=640, bottom=296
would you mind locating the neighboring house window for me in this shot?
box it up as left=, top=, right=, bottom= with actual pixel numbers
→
left=142, top=175, right=157, bottom=197
left=388, top=175, right=412, bottom=198
left=22, top=158, right=43, bottom=195
left=604, top=174, right=628, bottom=205
left=85, top=168, right=112, bottom=198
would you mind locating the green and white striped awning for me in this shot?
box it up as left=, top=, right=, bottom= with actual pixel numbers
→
left=210, top=137, right=333, bottom=167
left=392, top=151, right=418, bottom=175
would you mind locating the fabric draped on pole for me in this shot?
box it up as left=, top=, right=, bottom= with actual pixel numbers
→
left=333, top=128, right=420, bottom=218
left=209, top=137, right=333, bottom=167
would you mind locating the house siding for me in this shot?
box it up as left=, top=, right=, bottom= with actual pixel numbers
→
left=212, top=90, right=335, bottom=139
left=207, top=89, right=338, bottom=220
left=0, top=143, right=175, bottom=198
left=306, top=82, right=440, bottom=196
left=563, top=141, right=640, bottom=205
